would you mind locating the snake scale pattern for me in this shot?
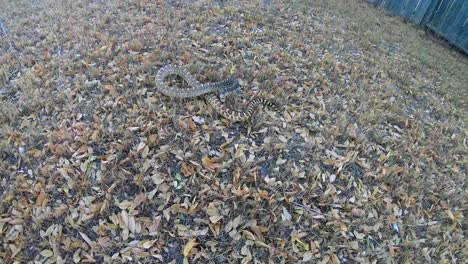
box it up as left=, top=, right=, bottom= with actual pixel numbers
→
left=155, top=64, right=278, bottom=121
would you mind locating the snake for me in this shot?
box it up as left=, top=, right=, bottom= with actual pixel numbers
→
left=155, top=64, right=278, bottom=122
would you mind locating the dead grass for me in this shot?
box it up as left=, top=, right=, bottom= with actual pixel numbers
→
left=0, top=0, right=466, bottom=263
left=317, top=0, right=468, bottom=108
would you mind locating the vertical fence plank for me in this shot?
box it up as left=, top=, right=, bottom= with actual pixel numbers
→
left=426, top=0, right=468, bottom=53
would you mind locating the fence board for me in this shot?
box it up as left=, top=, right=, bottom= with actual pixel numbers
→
left=426, top=0, right=467, bottom=53
left=411, top=0, right=433, bottom=23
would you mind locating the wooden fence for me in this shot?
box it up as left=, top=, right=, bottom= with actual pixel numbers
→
left=368, top=0, right=467, bottom=54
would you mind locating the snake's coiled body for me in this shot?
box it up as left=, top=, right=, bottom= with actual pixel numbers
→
left=155, top=64, right=239, bottom=98
left=155, top=64, right=278, bottom=122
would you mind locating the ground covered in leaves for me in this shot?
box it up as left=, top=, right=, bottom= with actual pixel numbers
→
left=0, top=0, right=466, bottom=263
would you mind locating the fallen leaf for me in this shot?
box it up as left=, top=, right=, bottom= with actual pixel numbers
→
left=201, top=157, right=220, bottom=171
left=40, top=249, right=54, bottom=258
left=183, top=238, right=197, bottom=257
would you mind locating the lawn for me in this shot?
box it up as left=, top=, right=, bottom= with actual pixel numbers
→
left=0, top=0, right=466, bottom=263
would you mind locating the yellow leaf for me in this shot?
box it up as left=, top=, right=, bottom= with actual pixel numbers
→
left=183, top=238, right=197, bottom=257
left=40, top=249, right=54, bottom=258
left=142, top=240, right=155, bottom=249
left=242, top=230, right=256, bottom=240
left=26, top=148, right=41, bottom=157
left=177, top=224, right=188, bottom=231
left=104, top=84, right=114, bottom=91
left=209, top=215, right=222, bottom=224
left=339, top=222, right=348, bottom=232
left=73, top=249, right=81, bottom=263
left=81, top=60, right=90, bottom=68
left=296, top=239, right=309, bottom=250
left=445, top=209, right=455, bottom=222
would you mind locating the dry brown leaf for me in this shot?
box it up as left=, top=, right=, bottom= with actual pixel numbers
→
left=36, top=189, right=46, bottom=207
left=76, top=144, right=88, bottom=154
left=303, top=252, right=313, bottom=262
left=188, top=118, right=197, bottom=132
left=181, top=162, right=197, bottom=177
left=26, top=148, right=42, bottom=157
left=232, top=167, right=240, bottom=189
left=201, top=157, right=220, bottom=171
left=0, top=1, right=465, bottom=263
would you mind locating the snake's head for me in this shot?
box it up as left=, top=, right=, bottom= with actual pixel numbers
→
left=218, top=78, right=240, bottom=102
left=221, top=78, right=240, bottom=92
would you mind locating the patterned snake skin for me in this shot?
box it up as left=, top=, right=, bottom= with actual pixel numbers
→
left=155, top=64, right=278, bottom=121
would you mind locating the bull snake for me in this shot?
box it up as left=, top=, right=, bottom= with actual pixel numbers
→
left=155, top=64, right=278, bottom=122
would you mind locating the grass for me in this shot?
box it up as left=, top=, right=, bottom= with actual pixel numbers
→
left=317, top=0, right=467, bottom=108
left=0, top=0, right=466, bottom=263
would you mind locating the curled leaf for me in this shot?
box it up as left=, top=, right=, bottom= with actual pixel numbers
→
left=183, top=238, right=197, bottom=257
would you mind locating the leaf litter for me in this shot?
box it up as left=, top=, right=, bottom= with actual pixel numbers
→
left=0, top=0, right=466, bottom=263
